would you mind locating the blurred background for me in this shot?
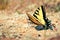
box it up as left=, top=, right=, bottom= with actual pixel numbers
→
left=0, top=0, right=60, bottom=40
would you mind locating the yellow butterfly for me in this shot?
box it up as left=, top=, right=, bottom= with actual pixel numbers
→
left=26, top=5, right=56, bottom=30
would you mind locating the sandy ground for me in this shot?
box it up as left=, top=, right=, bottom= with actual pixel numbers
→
left=0, top=0, right=60, bottom=40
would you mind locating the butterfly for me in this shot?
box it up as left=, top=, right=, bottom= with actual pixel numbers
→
left=26, top=5, right=56, bottom=31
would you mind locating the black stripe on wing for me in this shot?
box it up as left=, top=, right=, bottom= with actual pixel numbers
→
left=34, top=11, right=38, bottom=15
left=33, top=8, right=40, bottom=19
left=41, top=6, right=49, bottom=25
left=35, top=10, right=39, bottom=15
left=36, top=10, right=39, bottom=12
left=33, top=14, right=38, bottom=19
left=38, top=8, right=40, bottom=10
left=41, top=6, right=46, bottom=19
left=41, top=6, right=52, bottom=28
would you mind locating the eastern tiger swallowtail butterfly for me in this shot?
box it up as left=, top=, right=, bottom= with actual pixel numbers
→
left=26, top=5, right=57, bottom=31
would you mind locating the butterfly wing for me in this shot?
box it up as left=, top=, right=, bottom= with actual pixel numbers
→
left=33, top=6, right=46, bottom=25
left=26, top=13, right=43, bottom=25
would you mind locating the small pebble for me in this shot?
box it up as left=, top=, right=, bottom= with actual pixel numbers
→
left=38, top=34, right=41, bottom=37
left=0, top=24, right=3, bottom=26
left=20, top=34, right=22, bottom=36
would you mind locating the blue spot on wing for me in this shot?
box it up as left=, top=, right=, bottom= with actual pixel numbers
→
left=35, top=25, right=45, bottom=31
left=35, top=25, right=53, bottom=31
